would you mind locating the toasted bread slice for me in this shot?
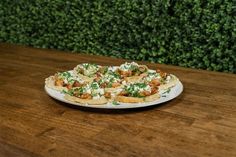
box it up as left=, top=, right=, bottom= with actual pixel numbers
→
left=115, top=93, right=160, bottom=103
left=159, top=74, right=179, bottom=90
left=64, top=95, right=108, bottom=105
left=45, top=76, right=67, bottom=91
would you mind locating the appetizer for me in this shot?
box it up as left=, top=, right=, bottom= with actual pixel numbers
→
left=45, top=62, right=180, bottom=105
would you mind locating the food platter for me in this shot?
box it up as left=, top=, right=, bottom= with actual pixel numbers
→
left=45, top=80, right=183, bottom=109
left=44, top=62, right=183, bottom=109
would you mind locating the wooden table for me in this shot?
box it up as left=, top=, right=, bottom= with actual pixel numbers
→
left=0, top=43, right=235, bottom=157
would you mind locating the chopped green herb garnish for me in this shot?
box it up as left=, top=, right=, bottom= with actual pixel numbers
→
left=107, top=82, right=113, bottom=88
left=124, top=83, right=150, bottom=97
left=162, top=88, right=171, bottom=94
left=58, top=71, right=72, bottom=79
left=62, top=89, right=74, bottom=96
left=91, top=93, right=97, bottom=97
left=112, top=101, right=119, bottom=105
left=91, top=82, right=99, bottom=89
left=100, top=66, right=108, bottom=74
left=83, top=63, right=98, bottom=69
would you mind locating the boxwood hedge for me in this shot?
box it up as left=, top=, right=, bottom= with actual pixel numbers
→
left=0, top=0, right=235, bottom=73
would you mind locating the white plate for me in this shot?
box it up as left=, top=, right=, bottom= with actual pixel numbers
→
left=45, top=81, right=183, bottom=109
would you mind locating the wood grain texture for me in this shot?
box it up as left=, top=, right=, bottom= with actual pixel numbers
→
left=0, top=43, right=236, bottom=157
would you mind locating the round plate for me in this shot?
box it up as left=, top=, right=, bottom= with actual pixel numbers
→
left=45, top=81, right=183, bottom=109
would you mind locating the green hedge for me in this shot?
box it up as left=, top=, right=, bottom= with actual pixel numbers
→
left=0, top=0, right=235, bottom=73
